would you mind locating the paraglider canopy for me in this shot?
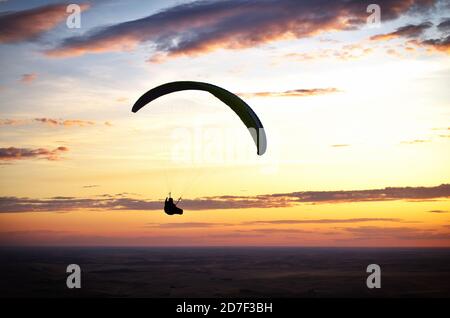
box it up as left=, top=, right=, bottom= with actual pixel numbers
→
left=132, top=81, right=266, bottom=155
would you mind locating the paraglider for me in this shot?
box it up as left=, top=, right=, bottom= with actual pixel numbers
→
left=132, top=81, right=266, bottom=215
left=164, top=193, right=183, bottom=215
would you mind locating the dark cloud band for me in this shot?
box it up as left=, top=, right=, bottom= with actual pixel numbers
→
left=45, top=0, right=439, bottom=59
left=0, top=184, right=448, bottom=213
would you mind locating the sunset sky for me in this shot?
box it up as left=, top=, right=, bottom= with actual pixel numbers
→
left=0, top=0, right=449, bottom=247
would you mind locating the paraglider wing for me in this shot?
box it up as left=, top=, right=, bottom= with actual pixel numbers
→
left=132, top=81, right=266, bottom=155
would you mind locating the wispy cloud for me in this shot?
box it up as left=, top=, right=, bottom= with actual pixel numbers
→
left=283, top=43, right=374, bottom=62
left=437, top=17, right=450, bottom=32
left=145, top=218, right=410, bottom=230
left=341, top=226, right=450, bottom=241
left=400, top=139, right=431, bottom=144
left=419, top=34, right=450, bottom=53
left=238, top=88, right=340, bottom=98
left=147, top=222, right=232, bottom=229
left=211, top=184, right=450, bottom=205
left=418, top=17, right=450, bottom=53
left=0, top=146, right=69, bottom=161
left=244, top=218, right=410, bottom=225
left=19, top=73, right=37, bottom=84
left=45, top=0, right=438, bottom=60
left=370, top=22, right=433, bottom=41
left=331, top=144, right=350, bottom=148
left=428, top=210, right=448, bottom=213
left=0, top=3, right=90, bottom=43
left=0, top=118, right=109, bottom=127
left=241, top=228, right=314, bottom=234
left=34, top=118, right=95, bottom=127
left=0, top=119, right=28, bottom=126
left=369, top=19, right=450, bottom=54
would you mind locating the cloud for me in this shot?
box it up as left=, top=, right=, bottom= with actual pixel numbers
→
left=400, top=139, right=431, bottom=144
left=34, top=118, right=95, bottom=127
left=428, top=210, right=448, bottom=213
left=82, top=185, right=99, bottom=188
left=432, top=127, right=450, bottom=131
left=0, top=3, right=90, bottom=43
left=241, top=228, right=313, bottom=234
left=367, top=18, right=450, bottom=55
left=244, top=218, right=409, bottom=225
left=400, top=19, right=450, bottom=53
left=370, top=22, right=433, bottom=41
left=238, top=88, right=340, bottom=98
left=0, top=231, right=212, bottom=246
left=213, top=183, right=450, bottom=205
left=147, top=222, right=232, bottom=229
left=0, top=119, right=28, bottom=126
left=0, top=146, right=68, bottom=161
left=419, top=34, right=450, bottom=53
left=0, top=184, right=448, bottom=213
left=62, top=119, right=95, bottom=127
left=283, top=43, right=374, bottom=62
left=437, top=17, right=450, bottom=32
left=331, top=144, right=350, bottom=147
left=19, top=73, right=37, bottom=84
left=341, top=226, right=450, bottom=240
left=0, top=196, right=160, bottom=213
left=146, top=218, right=411, bottom=230
left=207, top=233, right=266, bottom=239
left=33, top=118, right=59, bottom=125
left=0, top=118, right=102, bottom=127
left=45, top=0, right=438, bottom=60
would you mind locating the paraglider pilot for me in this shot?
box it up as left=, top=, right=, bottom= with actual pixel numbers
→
left=164, top=193, right=183, bottom=215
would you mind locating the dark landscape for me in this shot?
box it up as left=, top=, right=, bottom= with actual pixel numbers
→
left=0, top=247, right=449, bottom=298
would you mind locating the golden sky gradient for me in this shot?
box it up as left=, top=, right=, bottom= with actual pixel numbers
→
left=0, top=0, right=449, bottom=246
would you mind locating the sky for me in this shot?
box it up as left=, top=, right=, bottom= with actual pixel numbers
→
left=0, top=0, right=449, bottom=247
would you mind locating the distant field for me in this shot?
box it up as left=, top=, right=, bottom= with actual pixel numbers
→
left=0, top=247, right=449, bottom=298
